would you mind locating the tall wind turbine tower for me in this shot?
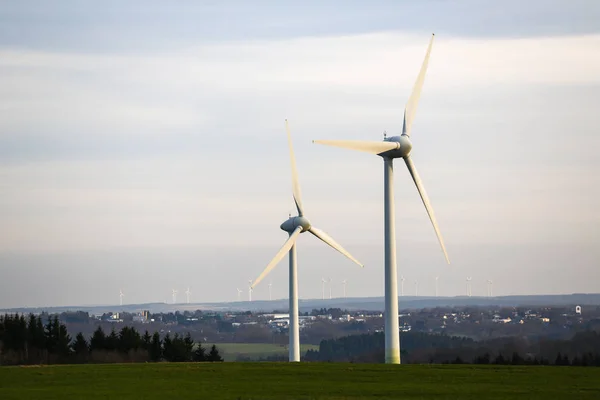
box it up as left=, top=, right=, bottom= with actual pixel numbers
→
left=185, top=287, right=191, bottom=304
left=119, top=289, right=124, bottom=306
left=321, top=278, right=327, bottom=300
left=435, top=276, right=439, bottom=297
left=466, top=277, right=472, bottom=297
left=248, top=279, right=253, bottom=302
left=172, top=289, right=178, bottom=304
left=414, top=280, right=419, bottom=296
left=342, top=279, right=347, bottom=298
left=237, top=288, right=243, bottom=302
left=487, top=280, right=493, bottom=297
left=328, top=277, right=333, bottom=300
left=268, top=281, right=273, bottom=301
left=314, top=34, right=449, bottom=364
left=250, top=120, right=363, bottom=362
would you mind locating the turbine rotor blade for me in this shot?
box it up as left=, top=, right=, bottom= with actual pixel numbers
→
left=252, top=226, right=303, bottom=288
left=313, top=140, right=399, bottom=155
left=402, top=34, right=435, bottom=137
left=404, top=156, right=450, bottom=264
left=308, top=226, right=364, bottom=268
left=286, top=119, right=304, bottom=216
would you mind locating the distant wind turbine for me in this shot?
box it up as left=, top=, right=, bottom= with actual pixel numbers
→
left=185, top=287, right=191, bottom=304
left=342, top=279, right=347, bottom=298
left=250, top=120, right=363, bottom=362
left=268, top=281, right=273, bottom=301
left=171, top=289, right=178, bottom=304
left=119, top=289, right=124, bottom=306
left=487, top=280, right=493, bottom=297
left=414, top=280, right=418, bottom=297
left=466, top=277, right=472, bottom=297
left=248, top=279, right=253, bottom=302
left=314, top=34, right=448, bottom=364
left=321, top=278, right=327, bottom=300
left=328, top=277, right=333, bottom=300
left=400, top=276, right=406, bottom=297
left=237, top=288, right=243, bottom=302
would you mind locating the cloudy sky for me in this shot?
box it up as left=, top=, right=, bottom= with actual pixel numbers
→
left=1, top=1, right=599, bottom=308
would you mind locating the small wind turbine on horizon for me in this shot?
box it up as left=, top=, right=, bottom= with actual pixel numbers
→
left=314, top=34, right=449, bottom=364
left=321, top=278, right=327, bottom=300
left=268, top=281, right=273, bottom=301
left=171, top=289, right=178, bottom=304
left=487, top=280, right=493, bottom=297
left=250, top=120, right=364, bottom=362
left=185, top=287, right=191, bottom=304
left=342, top=279, right=347, bottom=298
left=466, top=277, right=472, bottom=297
left=414, top=280, right=418, bottom=297
left=236, top=288, right=243, bottom=302
left=248, top=279, right=253, bottom=302
left=328, top=277, right=333, bottom=300
left=119, top=289, right=124, bottom=306
left=400, top=276, right=405, bottom=297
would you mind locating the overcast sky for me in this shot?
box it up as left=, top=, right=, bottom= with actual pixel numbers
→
left=1, top=1, right=599, bottom=308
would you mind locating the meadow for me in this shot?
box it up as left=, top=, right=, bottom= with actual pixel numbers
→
left=215, top=343, right=319, bottom=361
left=1, top=363, right=599, bottom=399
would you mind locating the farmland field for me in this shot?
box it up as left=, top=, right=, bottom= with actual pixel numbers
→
left=1, top=363, right=600, bottom=399
left=214, top=342, right=319, bottom=361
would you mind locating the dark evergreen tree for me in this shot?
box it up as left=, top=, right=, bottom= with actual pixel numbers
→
left=72, top=333, right=89, bottom=355
left=194, top=343, right=207, bottom=362
left=90, top=326, right=106, bottom=352
left=207, top=345, right=223, bottom=362
left=149, top=332, right=162, bottom=361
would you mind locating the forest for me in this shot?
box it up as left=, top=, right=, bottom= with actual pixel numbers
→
left=0, top=313, right=223, bottom=365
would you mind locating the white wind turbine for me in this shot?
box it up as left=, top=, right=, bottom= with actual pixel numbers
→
left=185, top=287, right=191, bottom=304
left=119, top=289, right=124, bottom=306
left=487, top=279, right=493, bottom=297
left=314, top=34, right=449, bottom=364
left=342, top=279, right=347, bottom=298
left=171, top=289, right=178, bottom=304
left=321, top=278, right=327, bottom=300
left=328, top=277, right=333, bottom=300
left=268, top=281, right=273, bottom=301
left=466, top=277, right=472, bottom=297
left=248, top=279, right=253, bottom=302
left=414, top=280, right=419, bottom=296
left=400, top=276, right=406, bottom=297
left=236, top=288, right=243, bottom=302
left=250, top=120, right=364, bottom=362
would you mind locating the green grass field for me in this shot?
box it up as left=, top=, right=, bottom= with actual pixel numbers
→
left=215, top=343, right=319, bottom=361
left=1, top=363, right=599, bottom=399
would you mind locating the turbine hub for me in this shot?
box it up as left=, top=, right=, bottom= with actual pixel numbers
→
left=380, top=135, right=412, bottom=159
left=280, top=215, right=311, bottom=233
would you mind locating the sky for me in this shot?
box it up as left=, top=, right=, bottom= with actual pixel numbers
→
left=1, top=0, right=599, bottom=308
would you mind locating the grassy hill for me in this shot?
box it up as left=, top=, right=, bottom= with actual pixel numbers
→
left=1, top=363, right=599, bottom=399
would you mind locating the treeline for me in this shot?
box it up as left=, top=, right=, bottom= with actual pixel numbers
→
left=305, top=330, right=600, bottom=365
left=0, top=313, right=222, bottom=365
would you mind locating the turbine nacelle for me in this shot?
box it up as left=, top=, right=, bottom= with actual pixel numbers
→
left=280, top=215, right=311, bottom=233
left=379, top=134, right=412, bottom=159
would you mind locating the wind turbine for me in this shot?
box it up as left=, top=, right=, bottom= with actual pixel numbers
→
left=237, top=288, right=243, bottom=302
left=119, top=289, right=124, bottom=306
left=250, top=120, right=364, bottom=362
left=466, top=277, right=472, bottom=297
left=268, top=281, right=273, bottom=301
left=185, top=287, right=191, bottom=304
left=171, top=289, right=178, bottom=304
left=342, top=279, right=347, bottom=298
left=314, top=34, right=449, bottom=364
left=321, top=278, right=327, bottom=300
left=328, top=277, right=333, bottom=300
left=414, top=280, right=418, bottom=296
left=435, top=276, right=439, bottom=297
left=487, top=279, right=493, bottom=297
left=400, top=276, right=406, bottom=297
left=248, top=280, right=253, bottom=302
